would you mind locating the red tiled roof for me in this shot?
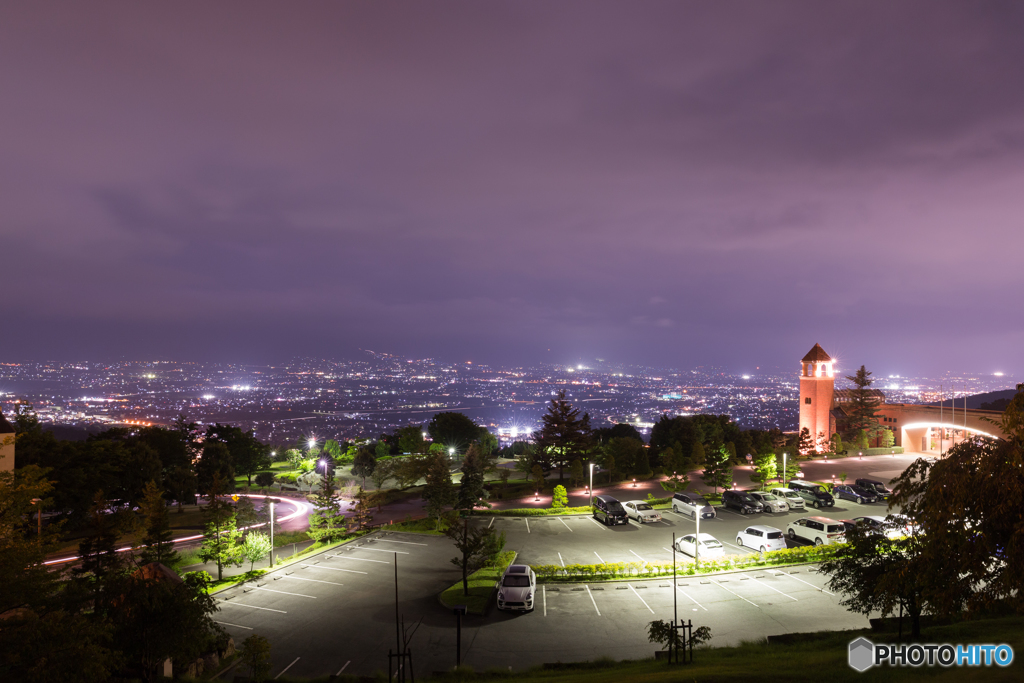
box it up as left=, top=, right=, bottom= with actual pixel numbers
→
left=801, top=343, right=832, bottom=363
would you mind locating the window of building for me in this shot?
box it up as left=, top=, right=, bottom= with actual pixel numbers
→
left=805, top=397, right=811, bottom=404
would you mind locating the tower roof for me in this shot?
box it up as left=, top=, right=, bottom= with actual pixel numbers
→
left=801, top=343, right=832, bottom=363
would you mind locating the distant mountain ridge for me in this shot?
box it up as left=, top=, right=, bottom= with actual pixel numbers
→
left=928, top=388, right=1019, bottom=411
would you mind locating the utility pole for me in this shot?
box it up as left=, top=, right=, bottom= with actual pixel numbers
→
left=268, top=501, right=275, bottom=567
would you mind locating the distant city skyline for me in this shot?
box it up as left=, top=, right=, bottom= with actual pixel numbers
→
left=2, top=2, right=1022, bottom=376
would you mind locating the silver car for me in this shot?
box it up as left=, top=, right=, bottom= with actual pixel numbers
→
left=750, top=491, right=789, bottom=513
left=769, top=487, right=806, bottom=510
left=497, top=565, right=536, bottom=612
left=623, top=500, right=663, bottom=524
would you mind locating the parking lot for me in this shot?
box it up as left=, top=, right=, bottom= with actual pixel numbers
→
left=213, top=496, right=893, bottom=678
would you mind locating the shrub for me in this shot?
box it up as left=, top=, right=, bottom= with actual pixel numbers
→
left=551, top=485, right=568, bottom=509
left=254, top=472, right=275, bottom=487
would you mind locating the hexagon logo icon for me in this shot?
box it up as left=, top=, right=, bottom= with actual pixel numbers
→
left=848, top=637, right=874, bottom=672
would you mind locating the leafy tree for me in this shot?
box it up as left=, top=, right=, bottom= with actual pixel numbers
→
left=603, top=437, right=643, bottom=475
left=348, top=487, right=374, bottom=531
left=660, top=446, right=683, bottom=478
left=204, top=424, right=269, bottom=487
left=322, top=439, right=343, bottom=461
left=593, top=422, right=644, bottom=445
left=551, top=484, right=568, bottom=509
left=138, top=479, right=177, bottom=566
left=830, top=432, right=844, bottom=455
left=569, top=459, right=584, bottom=488
left=239, top=634, right=273, bottom=683
left=352, top=449, right=376, bottom=489
left=370, top=456, right=394, bottom=490
left=75, top=490, right=127, bottom=609
left=456, top=445, right=488, bottom=511
left=533, top=391, right=594, bottom=481
left=634, top=447, right=652, bottom=476
left=254, top=471, right=275, bottom=488
left=602, top=454, right=616, bottom=483
left=422, top=454, right=456, bottom=529
left=242, top=532, right=273, bottom=572
left=513, top=445, right=538, bottom=481
left=445, top=518, right=504, bottom=595
left=842, top=365, right=882, bottom=444
left=476, top=429, right=499, bottom=457
left=647, top=619, right=684, bottom=653
left=196, top=442, right=234, bottom=498
left=397, top=425, right=427, bottom=454
left=797, top=427, right=814, bottom=455
left=881, top=428, right=895, bottom=449
left=819, top=523, right=930, bottom=637
left=197, top=474, right=242, bottom=581
left=375, top=440, right=390, bottom=459
left=394, top=455, right=431, bottom=489
left=498, top=467, right=512, bottom=490
left=307, top=464, right=345, bottom=543
left=889, top=384, right=1024, bottom=617
left=700, top=444, right=731, bottom=494
left=427, top=412, right=480, bottom=454
left=530, top=464, right=546, bottom=491
left=749, top=453, right=777, bottom=490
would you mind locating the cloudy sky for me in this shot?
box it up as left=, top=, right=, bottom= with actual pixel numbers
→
left=2, top=1, right=1022, bottom=375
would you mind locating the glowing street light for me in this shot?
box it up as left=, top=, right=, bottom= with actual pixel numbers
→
left=589, top=463, right=595, bottom=510
left=534, top=491, right=540, bottom=502
left=307, top=437, right=316, bottom=451
left=859, top=451, right=863, bottom=461
left=632, top=478, right=636, bottom=488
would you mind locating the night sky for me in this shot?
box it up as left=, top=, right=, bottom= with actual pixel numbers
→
left=2, top=2, right=1022, bottom=376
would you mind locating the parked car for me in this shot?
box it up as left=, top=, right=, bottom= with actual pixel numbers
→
left=675, top=533, right=725, bottom=559
left=622, top=500, right=663, bottom=524
left=593, top=494, right=628, bottom=526
left=722, top=490, right=765, bottom=515
left=672, top=491, right=716, bottom=519
left=831, top=484, right=879, bottom=504
left=786, top=516, right=846, bottom=546
left=768, top=487, right=806, bottom=510
left=736, top=525, right=787, bottom=552
left=855, top=478, right=893, bottom=501
left=749, top=491, right=789, bottom=513
left=496, top=564, right=536, bottom=612
left=787, top=481, right=835, bottom=509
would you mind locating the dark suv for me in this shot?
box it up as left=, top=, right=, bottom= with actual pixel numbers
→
left=787, top=481, right=835, bottom=509
left=855, top=478, right=892, bottom=501
left=722, top=490, right=764, bottom=515
left=593, top=494, right=628, bottom=526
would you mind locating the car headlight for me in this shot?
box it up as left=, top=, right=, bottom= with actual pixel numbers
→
left=526, top=592, right=533, bottom=600
left=498, top=592, right=504, bottom=600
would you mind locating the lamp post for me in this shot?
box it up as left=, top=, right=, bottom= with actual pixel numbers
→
left=269, top=501, right=275, bottom=566
left=31, top=498, right=42, bottom=535
left=859, top=451, right=863, bottom=461
left=782, top=452, right=787, bottom=488
left=589, top=463, right=594, bottom=510
left=449, top=447, right=455, bottom=462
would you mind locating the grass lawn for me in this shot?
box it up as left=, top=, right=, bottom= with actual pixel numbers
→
left=421, top=616, right=1024, bottom=683
left=439, top=551, right=517, bottom=615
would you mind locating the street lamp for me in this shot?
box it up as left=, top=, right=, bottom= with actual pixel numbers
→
left=307, top=437, right=316, bottom=451
left=632, top=478, right=636, bottom=488
left=30, top=498, right=42, bottom=536
left=859, top=451, right=863, bottom=461
left=269, top=501, right=275, bottom=566
left=782, top=452, right=787, bottom=488
left=534, top=491, right=539, bottom=502
left=589, top=463, right=594, bottom=510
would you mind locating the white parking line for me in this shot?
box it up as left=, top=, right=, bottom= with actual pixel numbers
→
left=351, top=547, right=409, bottom=554
left=215, top=620, right=253, bottom=630
left=253, top=586, right=316, bottom=599
left=302, top=563, right=367, bottom=575
left=276, top=575, right=343, bottom=587
left=585, top=585, right=601, bottom=616
left=628, top=584, right=655, bottom=614
left=542, top=585, right=547, bottom=617
left=775, top=570, right=835, bottom=595
left=557, top=517, right=573, bottom=532
left=327, top=555, right=389, bottom=564
left=676, top=585, right=708, bottom=611
left=275, top=657, right=300, bottom=679
left=710, top=579, right=759, bottom=607
left=525, top=519, right=530, bottom=534
left=594, top=551, right=606, bottom=564
left=557, top=552, right=565, bottom=568
left=487, top=517, right=495, bottom=529
left=337, top=661, right=350, bottom=676
left=721, top=540, right=747, bottom=552
left=220, top=602, right=287, bottom=614
left=374, top=539, right=428, bottom=546
left=587, top=517, right=609, bottom=531
left=747, top=576, right=798, bottom=601
left=629, top=550, right=645, bottom=561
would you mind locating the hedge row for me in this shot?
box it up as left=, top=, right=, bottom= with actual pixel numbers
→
left=530, top=544, right=836, bottom=582
left=472, top=505, right=594, bottom=517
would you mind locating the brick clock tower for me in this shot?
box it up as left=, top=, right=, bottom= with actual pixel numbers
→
left=799, top=343, right=835, bottom=451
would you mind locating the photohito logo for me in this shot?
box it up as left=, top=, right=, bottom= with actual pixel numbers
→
left=848, top=638, right=1014, bottom=671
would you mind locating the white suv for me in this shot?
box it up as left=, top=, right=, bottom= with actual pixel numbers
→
left=736, top=525, right=787, bottom=552
left=786, top=516, right=845, bottom=546
left=769, top=487, right=806, bottom=510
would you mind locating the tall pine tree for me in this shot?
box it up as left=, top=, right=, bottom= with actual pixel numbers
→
left=139, top=479, right=178, bottom=566
left=843, top=365, right=882, bottom=444
left=308, top=463, right=345, bottom=543
left=197, top=474, right=242, bottom=580
left=534, top=391, right=593, bottom=481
